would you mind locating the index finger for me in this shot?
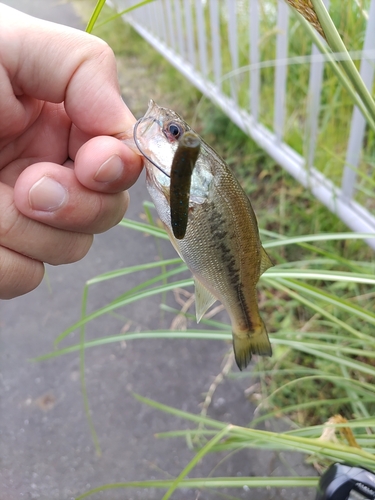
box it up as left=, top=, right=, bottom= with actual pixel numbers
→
left=0, top=3, right=134, bottom=136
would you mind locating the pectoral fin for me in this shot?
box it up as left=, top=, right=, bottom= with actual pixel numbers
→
left=194, top=278, right=217, bottom=322
left=260, top=246, right=273, bottom=275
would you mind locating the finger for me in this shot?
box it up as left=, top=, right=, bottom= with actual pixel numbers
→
left=0, top=4, right=135, bottom=136
left=1, top=183, right=93, bottom=265
left=0, top=102, right=70, bottom=181
left=13, top=163, right=129, bottom=233
left=0, top=246, right=45, bottom=300
left=73, top=136, right=143, bottom=193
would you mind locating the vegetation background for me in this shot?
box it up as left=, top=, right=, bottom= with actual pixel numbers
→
left=37, top=0, right=375, bottom=498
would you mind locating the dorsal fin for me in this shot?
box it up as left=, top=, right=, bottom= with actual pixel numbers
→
left=260, top=247, right=273, bottom=275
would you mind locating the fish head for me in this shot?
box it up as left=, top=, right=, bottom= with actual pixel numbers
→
left=134, top=100, right=190, bottom=184
left=133, top=100, right=213, bottom=202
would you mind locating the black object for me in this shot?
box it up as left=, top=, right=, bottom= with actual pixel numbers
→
left=316, top=463, right=375, bottom=500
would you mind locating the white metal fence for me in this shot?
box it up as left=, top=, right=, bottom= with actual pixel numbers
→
left=115, top=0, right=375, bottom=248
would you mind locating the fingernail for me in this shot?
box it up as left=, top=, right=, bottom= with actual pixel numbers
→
left=94, top=154, right=123, bottom=182
left=29, top=177, right=68, bottom=212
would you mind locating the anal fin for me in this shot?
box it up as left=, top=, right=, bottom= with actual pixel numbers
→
left=194, top=278, right=217, bottom=323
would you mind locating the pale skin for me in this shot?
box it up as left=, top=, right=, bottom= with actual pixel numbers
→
left=0, top=4, right=143, bottom=299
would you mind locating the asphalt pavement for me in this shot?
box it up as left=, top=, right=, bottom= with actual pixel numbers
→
left=0, top=1, right=316, bottom=499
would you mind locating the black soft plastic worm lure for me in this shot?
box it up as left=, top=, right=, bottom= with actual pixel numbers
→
left=169, top=131, right=201, bottom=239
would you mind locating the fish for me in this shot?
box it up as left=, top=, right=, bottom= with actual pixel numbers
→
left=169, top=131, right=201, bottom=239
left=131, top=100, right=273, bottom=370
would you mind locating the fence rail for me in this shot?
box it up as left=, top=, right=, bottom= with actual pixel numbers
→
left=115, top=0, right=375, bottom=248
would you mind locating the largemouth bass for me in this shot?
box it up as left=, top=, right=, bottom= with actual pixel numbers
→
left=132, top=100, right=273, bottom=370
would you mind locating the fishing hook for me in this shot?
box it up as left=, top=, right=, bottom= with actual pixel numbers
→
left=133, top=118, right=170, bottom=178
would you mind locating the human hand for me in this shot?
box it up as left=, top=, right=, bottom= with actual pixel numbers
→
left=0, top=4, right=143, bottom=299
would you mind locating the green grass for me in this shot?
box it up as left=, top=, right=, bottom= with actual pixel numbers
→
left=53, top=0, right=375, bottom=497
left=37, top=211, right=375, bottom=497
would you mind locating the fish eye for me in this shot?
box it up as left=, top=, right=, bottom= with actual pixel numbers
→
left=165, top=122, right=184, bottom=140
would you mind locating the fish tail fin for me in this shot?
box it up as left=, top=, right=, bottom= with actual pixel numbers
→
left=232, top=320, right=272, bottom=371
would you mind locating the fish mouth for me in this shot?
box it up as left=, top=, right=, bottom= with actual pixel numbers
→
left=133, top=117, right=171, bottom=178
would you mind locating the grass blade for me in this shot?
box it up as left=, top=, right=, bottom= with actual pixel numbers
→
left=119, top=218, right=169, bottom=240
left=53, top=273, right=191, bottom=346
left=75, top=477, right=319, bottom=499
left=311, top=0, right=375, bottom=123
left=85, top=0, right=106, bottom=33
left=95, top=0, right=156, bottom=29
left=34, top=330, right=231, bottom=361
left=291, top=9, right=375, bottom=132
left=162, top=426, right=232, bottom=500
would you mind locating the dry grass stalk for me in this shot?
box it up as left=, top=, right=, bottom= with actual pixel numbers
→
left=285, top=0, right=326, bottom=39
